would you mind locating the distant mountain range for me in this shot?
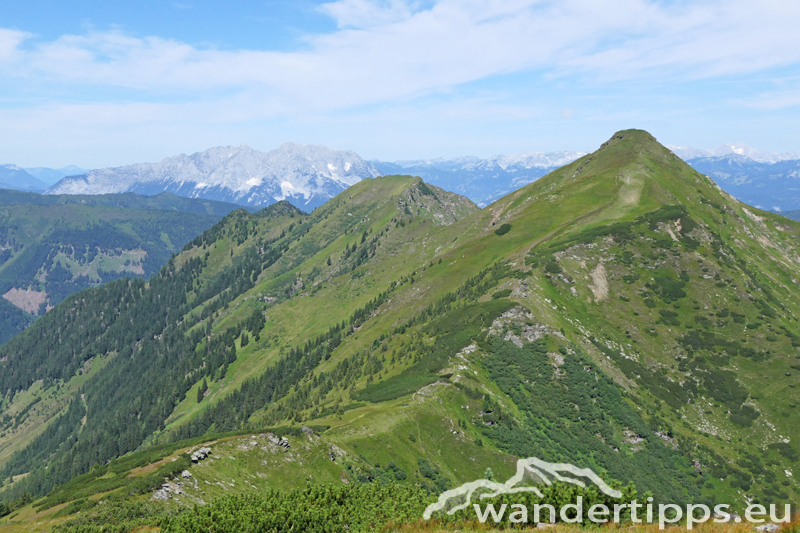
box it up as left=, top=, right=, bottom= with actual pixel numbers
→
left=372, top=152, right=584, bottom=207
left=782, top=209, right=800, bottom=221
left=46, top=143, right=379, bottom=211
left=0, top=165, right=90, bottom=192
left=42, top=145, right=582, bottom=210
left=24, top=165, right=90, bottom=185
left=677, top=157, right=800, bottom=212
left=6, top=140, right=799, bottom=214
left=668, top=142, right=799, bottom=164
left=0, top=165, right=49, bottom=192
left=374, top=144, right=800, bottom=211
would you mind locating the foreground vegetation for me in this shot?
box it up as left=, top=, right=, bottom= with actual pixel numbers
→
left=25, top=482, right=799, bottom=533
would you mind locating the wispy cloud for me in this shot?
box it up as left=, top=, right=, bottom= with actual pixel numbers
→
left=3, top=1, right=800, bottom=110
left=735, top=89, right=800, bottom=111
left=2, top=0, right=800, bottom=165
left=0, top=29, right=31, bottom=61
left=318, top=0, right=419, bottom=28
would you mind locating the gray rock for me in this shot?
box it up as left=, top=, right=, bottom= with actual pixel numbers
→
left=152, top=489, right=171, bottom=501
left=191, top=446, right=212, bottom=463
left=755, top=525, right=780, bottom=533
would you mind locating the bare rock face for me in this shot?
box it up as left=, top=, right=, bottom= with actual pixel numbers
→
left=47, top=143, right=380, bottom=211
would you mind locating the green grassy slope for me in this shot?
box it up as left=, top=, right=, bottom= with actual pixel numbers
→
left=0, top=201, right=231, bottom=475
left=2, top=131, right=800, bottom=530
left=0, top=181, right=478, bottom=502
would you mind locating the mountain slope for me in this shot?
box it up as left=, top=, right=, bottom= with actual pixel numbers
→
left=3, top=131, right=800, bottom=528
left=373, top=151, right=583, bottom=207
left=0, top=179, right=478, bottom=500
left=47, top=143, right=380, bottom=211
left=0, top=193, right=235, bottom=344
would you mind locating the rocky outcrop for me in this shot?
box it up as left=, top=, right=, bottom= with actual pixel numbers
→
left=191, top=446, right=212, bottom=463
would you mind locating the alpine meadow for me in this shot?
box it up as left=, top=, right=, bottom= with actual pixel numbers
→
left=0, top=130, right=797, bottom=531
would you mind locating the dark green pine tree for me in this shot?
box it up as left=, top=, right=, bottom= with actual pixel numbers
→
left=197, top=378, right=208, bottom=403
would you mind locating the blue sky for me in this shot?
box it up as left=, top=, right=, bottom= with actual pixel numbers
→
left=2, top=0, right=800, bottom=167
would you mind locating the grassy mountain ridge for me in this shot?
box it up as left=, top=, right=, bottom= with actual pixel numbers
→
left=2, top=131, right=800, bottom=530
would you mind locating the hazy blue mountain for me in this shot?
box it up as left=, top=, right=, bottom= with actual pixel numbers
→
left=782, top=209, right=800, bottom=221
left=682, top=154, right=800, bottom=211
left=669, top=142, right=799, bottom=163
left=375, top=143, right=800, bottom=210
left=0, top=165, right=49, bottom=192
left=24, top=165, right=91, bottom=185
left=33, top=140, right=800, bottom=214
left=372, top=151, right=583, bottom=207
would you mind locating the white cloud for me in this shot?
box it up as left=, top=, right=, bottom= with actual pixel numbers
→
left=0, top=29, right=30, bottom=61
left=2, top=0, right=800, bottom=110
left=319, top=0, right=417, bottom=28
left=3, top=0, right=800, bottom=164
left=563, top=1, right=800, bottom=80
left=736, top=89, right=800, bottom=111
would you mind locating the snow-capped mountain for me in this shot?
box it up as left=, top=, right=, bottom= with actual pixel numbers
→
left=47, top=143, right=380, bottom=211
left=372, top=151, right=584, bottom=207
left=683, top=154, right=800, bottom=212
left=36, top=139, right=800, bottom=214
left=668, top=143, right=799, bottom=164
left=662, top=142, right=800, bottom=212
left=389, top=152, right=583, bottom=172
